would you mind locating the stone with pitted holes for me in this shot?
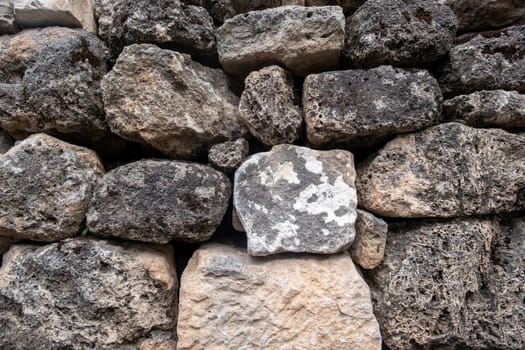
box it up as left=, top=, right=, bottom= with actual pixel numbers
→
left=185, top=0, right=281, bottom=24
left=234, top=144, right=357, bottom=256
left=303, top=65, right=442, bottom=149
left=0, top=0, right=17, bottom=34
left=357, top=122, right=525, bottom=218
left=102, top=44, right=247, bottom=159
left=344, top=0, right=458, bottom=67
left=439, top=25, right=525, bottom=97
left=177, top=243, right=382, bottom=349
left=216, top=6, right=345, bottom=77
left=208, top=138, right=249, bottom=174
left=0, top=238, right=177, bottom=349
left=350, top=209, right=388, bottom=270
left=87, top=159, right=231, bottom=244
left=0, top=130, right=13, bottom=154
left=0, top=134, right=104, bottom=242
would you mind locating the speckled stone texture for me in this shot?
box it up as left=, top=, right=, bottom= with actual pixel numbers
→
left=303, top=65, right=442, bottom=149
left=87, top=159, right=231, bottom=244
left=208, top=138, right=249, bottom=174
left=350, top=209, right=387, bottom=270
left=357, top=122, right=525, bottom=218
left=234, top=144, right=357, bottom=256
left=0, top=134, right=104, bottom=242
left=186, top=0, right=282, bottom=24
left=0, top=238, right=178, bottom=350
left=216, top=5, right=345, bottom=76
left=177, top=243, right=382, bottom=349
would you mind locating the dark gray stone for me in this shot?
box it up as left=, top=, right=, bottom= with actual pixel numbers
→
left=234, top=144, right=358, bottom=256
left=0, top=0, right=17, bottom=34
left=186, top=0, right=281, bottom=24
left=208, top=138, right=249, bottom=174
left=304, top=65, right=442, bottom=149
left=87, top=159, right=231, bottom=243
left=0, top=129, right=13, bottom=154
left=306, top=0, right=365, bottom=14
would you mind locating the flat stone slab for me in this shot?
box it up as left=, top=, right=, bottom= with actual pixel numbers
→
left=234, top=144, right=358, bottom=256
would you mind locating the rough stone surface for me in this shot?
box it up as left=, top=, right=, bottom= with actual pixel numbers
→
left=357, top=122, right=525, bottom=218
left=0, top=27, right=111, bottom=146
left=177, top=243, right=382, bottom=349
left=0, top=134, right=104, bottom=241
left=0, top=129, right=13, bottom=154
left=0, top=0, right=17, bottom=34
left=102, top=44, right=247, bottom=159
left=306, top=0, right=365, bottom=14
left=96, top=0, right=216, bottom=60
left=344, top=0, right=458, bottom=68
left=439, top=25, right=525, bottom=97
left=443, top=90, right=525, bottom=128
left=370, top=217, right=525, bottom=350
left=0, top=238, right=178, bottom=349
left=186, top=0, right=281, bottom=24
left=234, top=144, right=357, bottom=256
left=87, top=159, right=231, bottom=244
left=208, top=138, right=249, bottom=174
left=240, top=65, right=302, bottom=146
left=443, top=0, right=525, bottom=33
left=216, top=5, right=345, bottom=77
left=304, top=66, right=442, bottom=149
left=14, top=0, right=97, bottom=33
left=350, top=209, right=387, bottom=270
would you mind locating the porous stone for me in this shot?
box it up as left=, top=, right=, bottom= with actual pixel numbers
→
left=344, top=0, right=458, bottom=68
left=350, top=209, right=387, bottom=270
left=96, top=0, right=215, bottom=60
left=443, top=90, right=525, bottom=128
left=14, top=0, right=97, bottom=33
left=0, top=129, right=13, bottom=154
left=370, top=217, right=525, bottom=350
left=439, top=25, right=525, bottom=97
left=306, top=0, right=365, bottom=14
left=234, top=144, right=357, bottom=256
left=216, top=6, right=345, bottom=77
left=102, top=44, right=247, bottom=159
left=303, top=66, right=442, bottom=149
left=0, top=238, right=177, bottom=349
left=0, top=0, right=17, bottom=34
left=442, top=0, right=525, bottom=33
left=0, top=134, right=104, bottom=241
left=186, top=0, right=281, bottom=24
left=239, top=65, right=302, bottom=146
left=87, top=159, right=231, bottom=244
left=357, top=122, right=525, bottom=218
left=0, top=27, right=111, bottom=146
left=177, top=243, right=382, bottom=349
left=208, top=138, right=249, bottom=174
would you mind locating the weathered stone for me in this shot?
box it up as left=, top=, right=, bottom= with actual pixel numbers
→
left=216, top=6, right=345, bottom=77
left=344, top=0, right=458, bottom=68
left=306, top=0, right=364, bottom=14
left=304, top=66, right=442, bottom=149
left=350, top=209, right=387, bottom=270
left=0, top=238, right=177, bottom=349
left=439, top=26, right=525, bottom=97
left=102, top=44, right=247, bottom=159
left=87, top=159, right=231, bottom=244
left=186, top=0, right=281, bottom=24
left=0, top=129, right=13, bottom=154
left=357, top=122, right=525, bottom=218
left=443, top=90, right=525, bottom=128
left=240, top=65, right=302, bottom=146
left=14, top=0, right=97, bottom=33
left=177, top=243, right=382, bottom=349
left=208, top=138, right=249, bottom=174
left=0, top=134, right=104, bottom=241
left=443, top=0, right=525, bottom=33
left=234, top=144, right=357, bottom=256
left=370, top=217, right=525, bottom=350
left=0, top=27, right=111, bottom=146
left=0, top=0, right=17, bottom=34
left=96, top=0, right=216, bottom=60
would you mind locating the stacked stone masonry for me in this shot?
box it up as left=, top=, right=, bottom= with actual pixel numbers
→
left=0, top=1, right=524, bottom=349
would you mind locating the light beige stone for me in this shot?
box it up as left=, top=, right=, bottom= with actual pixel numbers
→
left=350, top=209, right=387, bottom=269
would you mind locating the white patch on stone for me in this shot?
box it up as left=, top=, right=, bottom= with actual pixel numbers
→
left=259, top=162, right=299, bottom=186
left=373, top=99, right=388, bottom=110
left=195, top=186, right=215, bottom=198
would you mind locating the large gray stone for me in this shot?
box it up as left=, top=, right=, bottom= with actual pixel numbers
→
left=0, top=238, right=177, bottom=350
left=0, top=27, right=111, bottom=146
left=303, top=66, right=442, bottom=149
left=216, top=5, right=345, bottom=77
left=239, top=65, right=302, bottom=146
left=87, top=159, right=231, bottom=244
left=0, top=0, right=17, bottom=34
left=443, top=90, right=525, bottom=128
left=102, top=44, right=247, bottom=159
left=234, top=144, right=357, bottom=256
left=344, top=0, right=458, bottom=68
left=370, top=217, right=525, bottom=350
left=357, top=122, right=525, bottom=218
left=177, top=243, right=382, bottom=349
left=0, top=134, right=104, bottom=242
left=350, top=209, right=388, bottom=270
left=439, top=25, right=525, bottom=97
left=0, top=129, right=13, bottom=154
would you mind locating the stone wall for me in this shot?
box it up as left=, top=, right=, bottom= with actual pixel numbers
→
left=0, top=1, right=524, bottom=349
